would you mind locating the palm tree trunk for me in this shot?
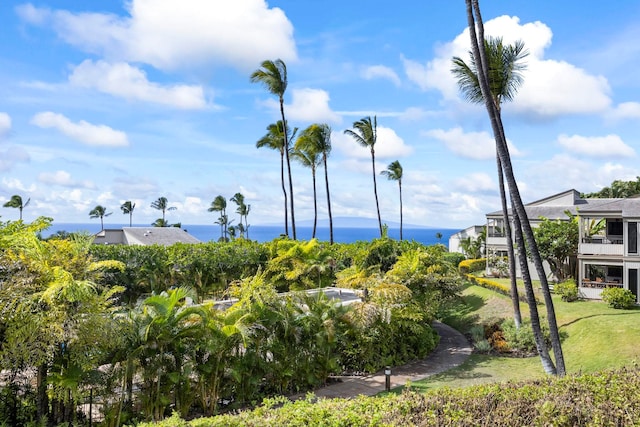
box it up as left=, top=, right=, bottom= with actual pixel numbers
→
left=370, top=148, right=383, bottom=237
left=312, top=170, right=318, bottom=238
left=398, top=180, right=403, bottom=241
left=280, top=152, right=289, bottom=237
left=323, top=154, right=334, bottom=244
left=497, top=154, right=522, bottom=328
left=467, top=0, right=565, bottom=374
left=279, top=98, right=296, bottom=239
left=512, top=210, right=557, bottom=374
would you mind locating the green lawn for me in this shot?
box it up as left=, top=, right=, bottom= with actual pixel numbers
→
left=405, top=282, right=640, bottom=393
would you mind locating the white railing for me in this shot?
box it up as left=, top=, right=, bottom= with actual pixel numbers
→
left=579, top=243, right=624, bottom=256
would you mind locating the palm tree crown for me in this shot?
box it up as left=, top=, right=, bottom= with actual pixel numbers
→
left=120, top=200, right=136, bottom=227
left=344, top=116, right=383, bottom=237
left=89, top=205, right=112, bottom=230
left=452, top=37, right=528, bottom=112
left=151, top=197, right=176, bottom=225
left=3, top=194, right=30, bottom=220
left=209, top=195, right=228, bottom=240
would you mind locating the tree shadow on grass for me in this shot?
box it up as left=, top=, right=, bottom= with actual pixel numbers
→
left=560, top=308, right=640, bottom=328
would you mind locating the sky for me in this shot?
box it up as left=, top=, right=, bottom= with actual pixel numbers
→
left=1, top=1, right=640, bottom=231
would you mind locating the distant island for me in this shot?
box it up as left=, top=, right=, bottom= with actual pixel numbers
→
left=265, top=216, right=438, bottom=229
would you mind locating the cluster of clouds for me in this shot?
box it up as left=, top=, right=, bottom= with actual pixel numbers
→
left=3, top=1, right=639, bottom=225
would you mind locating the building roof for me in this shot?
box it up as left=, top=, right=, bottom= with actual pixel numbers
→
left=93, top=227, right=201, bottom=246
left=486, top=189, right=620, bottom=221
left=577, top=198, right=640, bottom=218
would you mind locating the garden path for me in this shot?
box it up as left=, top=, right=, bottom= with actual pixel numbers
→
left=295, top=321, right=473, bottom=399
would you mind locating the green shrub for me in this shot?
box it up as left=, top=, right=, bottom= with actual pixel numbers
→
left=501, top=318, right=550, bottom=354
left=601, top=287, right=636, bottom=309
left=458, top=258, right=486, bottom=274
left=555, top=279, right=578, bottom=302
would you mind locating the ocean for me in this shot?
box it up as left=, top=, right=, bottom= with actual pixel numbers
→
left=40, top=222, right=458, bottom=247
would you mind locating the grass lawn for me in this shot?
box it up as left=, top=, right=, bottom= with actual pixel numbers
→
left=405, top=282, right=640, bottom=393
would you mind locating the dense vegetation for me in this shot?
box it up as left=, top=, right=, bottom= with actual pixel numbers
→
left=138, top=367, right=640, bottom=426
left=0, top=218, right=459, bottom=426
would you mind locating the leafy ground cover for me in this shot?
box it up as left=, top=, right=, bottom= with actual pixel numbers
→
left=138, top=367, right=640, bottom=426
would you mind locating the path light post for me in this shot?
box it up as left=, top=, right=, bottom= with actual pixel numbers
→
left=385, top=366, right=391, bottom=391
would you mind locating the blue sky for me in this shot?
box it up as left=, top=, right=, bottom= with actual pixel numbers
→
left=1, top=1, right=640, bottom=230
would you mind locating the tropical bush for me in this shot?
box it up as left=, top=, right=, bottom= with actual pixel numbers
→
left=555, top=279, right=579, bottom=302
left=601, top=287, right=637, bottom=309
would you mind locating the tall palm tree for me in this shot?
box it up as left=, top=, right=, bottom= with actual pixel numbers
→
left=463, top=0, right=565, bottom=376
left=120, top=201, right=136, bottom=227
left=256, top=121, right=296, bottom=238
left=298, top=123, right=334, bottom=244
left=344, top=116, right=383, bottom=237
left=89, top=205, right=112, bottom=230
left=251, top=59, right=297, bottom=240
left=381, top=160, right=404, bottom=241
left=293, top=131, right=322, bottom=239
left=208, top=195, right=228, bottom=240
left=452, top=36, right=526, bottom=330
left=230, top=192, right=250, bottom=239
left=151, top=197, right=176, bottom=227
left=3, top=194, right=30, bottom=220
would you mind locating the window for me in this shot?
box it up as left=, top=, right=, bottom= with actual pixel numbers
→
left=608, top=220, right=623, bottom=236
left=629, top=222, right=637, bottom=254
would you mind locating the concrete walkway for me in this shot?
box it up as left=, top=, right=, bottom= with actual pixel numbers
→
left=307, top=321, right=473, bottom=399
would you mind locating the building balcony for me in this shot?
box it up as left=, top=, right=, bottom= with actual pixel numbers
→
left=579, top=242, right=624, bottom=256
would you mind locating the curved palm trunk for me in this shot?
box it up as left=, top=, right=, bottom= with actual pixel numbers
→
left=467, top=0, right=565, bottom=375
left=497, top=154, right=522, bottom=328
left=370, top=148, right=383, bottom=237
left=279, top=98, right=296, bottom=239
left=398, top=180, right=403, bottom=241
left=280, top=151, right=289, bottom=237
left=513, top=210, right=557, bottom=374
left=323, top=154, right=334, bottom=244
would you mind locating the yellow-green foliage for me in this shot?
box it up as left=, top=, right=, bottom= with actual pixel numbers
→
left=138, top=367, right=640, bottom=427
left=466, top=274, right=510, bottom=295
left=458, top=258, right=486, bottom=274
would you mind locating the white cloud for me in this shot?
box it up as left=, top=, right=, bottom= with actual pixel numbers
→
left=335, top=126, right=413, bottom=160
left=69, top=60, right=207, bottom=109
left=279, top=88, right=341, bottom=124
left=424, top=127, right=521, bottom=160
left=37, top=170, right=95, bottom=188
left=403, top=15, right=612, bottom=118
left=607, top=102, right=640, bottom=121
left=361, top=65, right=401, bottom=86
left=520, top=154, right=636, bottom=200
left=30, top=112, right=129, bottom=147
left=0, top=113, right=11, bottom=137
left=513, top=60, right=610, bottom=117
left=0, top=147, right=30, bottom=172
left=454, top=172, right=495, bottom=192
left=557, top=134, right=635, bottom=158
left=1, top=178, right=36, bottom=193
left=18, top=0, right=296, bottom=72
